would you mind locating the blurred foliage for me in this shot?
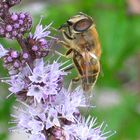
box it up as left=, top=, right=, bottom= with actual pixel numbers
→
left=0, top=0, right=140, bottom=140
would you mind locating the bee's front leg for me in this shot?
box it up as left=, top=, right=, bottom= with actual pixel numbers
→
left=57, top=40, right=70, bottom=49
left=63, top=30, right=75, bottom=40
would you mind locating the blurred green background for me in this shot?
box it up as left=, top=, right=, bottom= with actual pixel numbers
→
left=0, top=0, right=140, bottom=140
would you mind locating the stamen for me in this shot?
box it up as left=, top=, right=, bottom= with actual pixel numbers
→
left=56, top=56, right=61, bottom=62
left=43, top=22, right=53, bottom=32
left=107, top=131, right=117, bottom=138
left=0, top=76, right=10, bottom=80
left=102, top=123, right=108, bottom=133
left=60, top=63, right=73, bottom=71
left=38, top=15, right=44, bottom=25
left=47, top=35, right=58, bottom=40
left=6, top=92, right=14, bottom=99
left=60, top=59, right=71, bottom=67
left=101, top=130, right=114, bottom=137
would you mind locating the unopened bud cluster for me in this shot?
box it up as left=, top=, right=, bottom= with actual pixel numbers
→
left=0, top=0, right=32, bottom=39
left=27, top=37, right=50, bottom=58
left=3, top=49, right=29, bottom=74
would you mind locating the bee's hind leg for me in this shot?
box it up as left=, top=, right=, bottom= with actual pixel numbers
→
left=68, top=77, right=81, bottom=92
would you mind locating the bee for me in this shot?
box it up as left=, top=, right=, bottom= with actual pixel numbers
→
left=58, top=12, right=101, bottom=93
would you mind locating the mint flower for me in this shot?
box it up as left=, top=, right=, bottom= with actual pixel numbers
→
left=11, top=86, right=114, bottom=140
left=3, top=58, right=67, bottom=103
left=63, top=116, right=114, bottom=140
left=10, top=88, right=83, bottom=139
left=27, top=58, right=67, bottom=103
left=27, top=20, right=56, bottom=59
left=54, top=87, right=87, bottom=122
left=11, top=101, right=60, bottom=140
left=27, top=85, right=45, bottom=103
left=33, top=20, right=52, bottom=40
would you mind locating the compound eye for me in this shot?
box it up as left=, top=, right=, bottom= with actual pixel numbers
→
left=73, top=18, right=93, bottom=32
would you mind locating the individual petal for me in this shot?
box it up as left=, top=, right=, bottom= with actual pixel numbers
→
left=28, top=120, right=44, bottom=133
left=29, top=59, right=45, bottom=83
left=63, top=116, right=114, bottom=140
left=33, top=20, right=52, bottom=40
left=45, top=108, right=60, bottom=130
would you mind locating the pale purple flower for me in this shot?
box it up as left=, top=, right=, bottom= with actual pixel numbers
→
left=17, top=109, right=31, bottom=129
left=13, top=61, right=20, bottom=68
left=54, top=87, right=87, bottom=122
left=11, top=103, right=45, bottom=135
left=27, top=20, right=55, bottom=59
left=5, top=75, right=25, bottom=94
left=11, top=101, right=60, bottom=140
left=33, top=20, right=52, bottom=40
left=2, top=66, right=30, bottom=95
left=28, top=58, right=67, bottom=102
left=28, top=120, right=44, bottom=133
left=29, top=59, right=45, bottom=83
left=45, top=108, right=60, bottom=129
left=10, top=84, right=114, bottom=140
left=27, top=85, right=45, bottom=103
left=63, top=116, right=114, bottom=140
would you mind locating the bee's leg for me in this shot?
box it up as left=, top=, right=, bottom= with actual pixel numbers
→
left=68, top=77, right=81, bottom=92
left=64, top=65, right=74, bottom=72
left=73, top=57, right=83, bottom=75
left=53, top=48, right=74, bottom=59
left=47, top=48, right=67, bottom=58
left=67, top=56, right=83, bottom=91
left=57, top=40, right=70, bottom=49
left=81, top=73, right=99, bottom=93
left=67, top=55, right=82, bottom=91
left=65, top=48, right=74, bottom=58
left=61, top=30, right=75, bottom=43
left=67, top=25, right=72, bottom=36
left=63, top=30, right=75, bottom=40
left=66, top=49, right=73, bottom=56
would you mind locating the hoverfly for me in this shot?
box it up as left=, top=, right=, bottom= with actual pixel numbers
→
left=58, top=12, right=101, bottom=93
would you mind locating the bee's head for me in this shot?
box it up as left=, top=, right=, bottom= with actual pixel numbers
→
left=67, top=12, right=94, bottom=33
